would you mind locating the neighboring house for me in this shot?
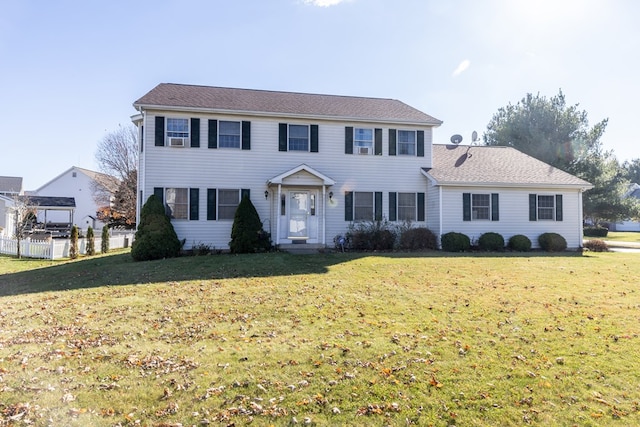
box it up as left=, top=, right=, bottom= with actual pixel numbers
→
left=0, top=176, right=23, bottom=197
left=0, top=176, right=23, bottom=236
left=132, top=83, right=591, bottom=250
left=610, top=183, right=640, bottom=232
left=33, top=166, right=119, bottom=232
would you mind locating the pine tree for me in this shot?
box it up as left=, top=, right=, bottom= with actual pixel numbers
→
left=101, top=225, right=110, bottom=254
left=86, top=226, right=95, bottom=256
left=131, top=194, right=182, bottom=261
left=229, top=195, right=271, bottom=253
left=69, top=226, right=79, bottom=259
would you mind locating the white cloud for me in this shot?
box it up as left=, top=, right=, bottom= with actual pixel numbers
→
left=303, top=0, right=346, bottom=7
left=452, top=59, right=471, bottom=77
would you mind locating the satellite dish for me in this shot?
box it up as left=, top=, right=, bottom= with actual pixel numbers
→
left=471, top=130, right=478, bottom=142
left=450, top=134, right=463, bottom=144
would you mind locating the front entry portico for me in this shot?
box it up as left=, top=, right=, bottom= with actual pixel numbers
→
left=266, top=164, right=335, bottom=247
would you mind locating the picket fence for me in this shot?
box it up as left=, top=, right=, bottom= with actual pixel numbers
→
left=0, top=234, right=135, bottom=260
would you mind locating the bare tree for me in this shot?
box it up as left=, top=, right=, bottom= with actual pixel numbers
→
left=11, top=195, right=36, bottom=258
left=95, top=124, right=139, bottom=227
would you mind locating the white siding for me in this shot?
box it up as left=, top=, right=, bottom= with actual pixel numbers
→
left=425, top=181, right=440, bottom=237
left=440, top=186, right=585, bottom=249
left=140, top=111, right=435, bottom=249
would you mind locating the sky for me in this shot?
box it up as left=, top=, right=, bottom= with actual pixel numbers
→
left=1, top=0, right=638, bottom=190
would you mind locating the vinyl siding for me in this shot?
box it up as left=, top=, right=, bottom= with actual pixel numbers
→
left=141, top=110, right=435, bottom=249
left=439, top=186, right=584, bottom=249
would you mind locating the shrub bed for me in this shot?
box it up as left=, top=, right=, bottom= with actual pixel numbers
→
left=398, top=227, right=438, bottom=250
left=583, top=226, right=609, bottom=237
left=349, top=221, right=396, bottom=251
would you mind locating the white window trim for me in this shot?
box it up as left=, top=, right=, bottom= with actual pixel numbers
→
left=218, top=189, right=241, bottom=221
left=471, top=193, right=491, bottom=221
left=397, top=192, right=417, bottom=221
left=288, top=124, right=310, bottom=152
left=354, top=127, right=373, bottom=155
left=166, top=118, right=190, bottom=147
left=537, top=194, right=556, bottom=221
left=354, top=191, right=374, bottom=222
left=165, top=187, right=189, bottom=220
left=218, top=120, right=241, bottom=149
left=397, top=130, right=416, bottom=156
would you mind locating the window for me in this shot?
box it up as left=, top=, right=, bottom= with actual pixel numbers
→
left=354, top=192, right=374, bottom=221
left=472, top=194, right=490, bottom=220
left=165, top=188, right=188, bottom=219
left=398, top=193, right=416, bottom=221
left=218, top=189, right=240, bottom=220
left=397, top=130, right=416, bottom=155
left=289, top=125, right=309, bottom=151
left=537, top=195, right=555, bottom=220
left=166, top=118, right=189, bottom=146
left=354, top=128, right=373, bottom=154
left=219, top=121, right=241, bottom=148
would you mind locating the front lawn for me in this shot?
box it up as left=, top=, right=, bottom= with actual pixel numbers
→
left=1, top=251, right=639, bottom=426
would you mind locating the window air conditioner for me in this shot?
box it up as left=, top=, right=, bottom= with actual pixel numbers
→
left=168, top=137, right=187, bottom=147
left=358, top=146, right=371, bottom=155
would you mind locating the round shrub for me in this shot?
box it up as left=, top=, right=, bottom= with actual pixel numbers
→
left=441, top=231, right=471, bottom=252
left=508, top=234, right=532, bottom=252
left=584, top=239, right=608, bottom=252
left=583, top=226, right=608, bottom=238
left=399, top=227, right=438, bottom=250
left=538, top=232, right=567, bottom=252
left=478, top=232, right=505, bottom=251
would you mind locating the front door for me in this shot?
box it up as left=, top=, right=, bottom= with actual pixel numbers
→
left=288, top=191, right=310, bottom=239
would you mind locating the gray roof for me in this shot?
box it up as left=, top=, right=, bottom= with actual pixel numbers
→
left=134, top=83, right=442, bottom=125
left=19, top=196, right=76, bottom=209
left=0, top=176, right=23, bottom=193
left=426, top=144, right=592, bottom=188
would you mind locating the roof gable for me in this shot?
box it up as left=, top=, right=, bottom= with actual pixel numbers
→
left=268, top=164, right=336, bottom=186
left=134, top=83, right=442, bottom=125
left=425, top=144, right=593, bottom=189
left=0, top=176, right=23, bottom=194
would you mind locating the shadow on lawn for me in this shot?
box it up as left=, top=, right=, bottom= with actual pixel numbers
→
left=0, top=250, right=587, bottom=297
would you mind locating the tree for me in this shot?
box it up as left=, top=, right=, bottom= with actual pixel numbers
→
left=229, top=195, right=271, bottom=253
left=10, top=195, right=36, bottom=259
left=484, top=90, right=634, bottom=224
left=131, top=194, right=182, bottom=261
left=622, top=158, right=640, bottom=184
left=95, top=124, right=138, bottom=227
left=101, top=225, right=110, bottom=254
left=86, top=226, right=95, bottom=256
left=69, top=225, right=79, bottom=259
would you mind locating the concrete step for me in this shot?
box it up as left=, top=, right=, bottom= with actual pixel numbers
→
left=279, top=243, right=326, bottom=254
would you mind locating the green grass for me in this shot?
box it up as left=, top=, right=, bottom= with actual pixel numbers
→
left=600, top=231, right=640, bottom=243
left=1, top=250, right=639, bottom=426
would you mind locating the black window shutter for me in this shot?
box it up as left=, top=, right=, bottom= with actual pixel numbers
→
left=417, top=130, right=425, bottom=157
left=555, top=195, right=563, bottom=221
left=140, top=125, right=144, bottom=152
left=207, top=189, right=217, bottom=220
left=310, top=125, right=319, bottom=152
left=153, top=187, right=164, bottom=204
left=344, top=191, right=353, bottom=221
left=389, top=129, right=397, bottom=156
left=463, top=193, right=471, bottom=221
left=190, top=118, right=200, bottom=147
left=242, top=121, right=251, bottom=150
left=155, top=116, right=165, bottom=146
left=374, top=192, right=383, bottom=221
left=345, top=127, right=353, bottom=154
left=388, top=192, right=397, bottom=221
left=208, top=120, right=218, bottom=149
left=190, top=188, right=199, bottom=220
left=279, top=123, right=288, bottom=151
left=241, top=188, right=250, bottom=200
left=374, top=128, right=382, bottom=155
left=529, top=194, right=537, bottom=221
left=491, top=193, right=499, bottom=221
left=417, top=192, right=425, bottom=221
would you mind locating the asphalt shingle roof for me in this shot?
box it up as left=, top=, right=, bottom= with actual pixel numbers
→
left=427, top=144, right=592, bottom=188
left=134, top=83, right=442, bottom=125
left=19, top=196, right=76, bottom=208
left=0, top=176, right=23, bottom=193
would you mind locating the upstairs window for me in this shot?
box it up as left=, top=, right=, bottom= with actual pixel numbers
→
left=166, top=118, right=189, bottom=146
left=397, top=130, right=416, bottom=155
left=219, top=121, right=241, bottom=148
left=289, top=125, right=309, bottom=151
left=354, top=128, right=373, bottom=155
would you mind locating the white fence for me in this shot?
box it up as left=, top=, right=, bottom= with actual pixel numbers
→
left=0, top=234, right=135, bottom=260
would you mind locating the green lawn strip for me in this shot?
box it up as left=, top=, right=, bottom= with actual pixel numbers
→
left=585, top=231, right=640, bottom=243
left=0, top=251, right=639, bottom=426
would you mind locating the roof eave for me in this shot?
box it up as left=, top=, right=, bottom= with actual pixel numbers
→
left=134, top=103, right=442, bottom=127
left=428, top=180, right=593, bottom=191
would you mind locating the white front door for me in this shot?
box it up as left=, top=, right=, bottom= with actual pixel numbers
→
left=288, top=191, right=310, bottom=239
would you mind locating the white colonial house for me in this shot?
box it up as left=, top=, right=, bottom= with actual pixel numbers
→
left=132, top=83, right=592, bottom=250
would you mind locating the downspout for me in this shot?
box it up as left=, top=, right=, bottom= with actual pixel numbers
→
left=578, top=189, right=585, bottom=248
left=277, top=184, right=282, bottom=246
left=137, top=109, right=146, bottom=227
left=438, top=186, right=443, bottom=245
left=322, top=185, right=326, bottom=246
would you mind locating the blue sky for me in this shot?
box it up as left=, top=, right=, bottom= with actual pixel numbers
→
left=1, top=0, right=638, bottom=190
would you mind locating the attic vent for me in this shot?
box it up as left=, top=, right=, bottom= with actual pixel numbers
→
left=72, top=172, right=77, bottom=178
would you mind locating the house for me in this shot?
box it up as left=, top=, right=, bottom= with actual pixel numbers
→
left=0, top=176, right=23, bottom=197
left=132, top=83, right=591, bottom=250
left=0, top=176, right=23, bottom=236
left=610, top=183, right=640, bottom=232
left=32, top=166, right=119, bottom=233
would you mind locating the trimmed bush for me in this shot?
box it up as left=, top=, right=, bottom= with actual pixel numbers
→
left=538, top=232, right=567, bottom=252
left=478, top=232, right=505, bottom=251
left=441, top=232, right=471, bottom=252
left=86, top=226, right=95, bottom=256
left=229, top=195, right=271, bottom=254
left=101, top=226, right=109, bottom=254
left=131, top=194, right=182, bottom=261
left=349, top=220, right=396, bottom=251
left=399, top=227, right=438, bottom=251
left=508, top=234, right=532, bottom=252
left=583, top=226, right=608, bottom=238
left=584, top=239, right=608, bottom=252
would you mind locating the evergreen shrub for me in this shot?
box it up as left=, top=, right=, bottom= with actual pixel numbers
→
left=131, top=194, right=182, bottom=261
left=583, top=226, right=608, bottom=237
left=478, top=232, right=505, bottom=251
left=229, top=195, right=271, bottom=253
left=538, top=232, right=567, bottom=252
left=399, top=227, right=438, bottom=250
left=349, top=220, right=396, bottom=251
left=101, top=226, right=109, bottom=254
left=507, top=234, right=532, bottom=252
left=69, top=225, right=79, bottom=259
left=441, top=231, right=471, bottom=252
left=86, top=226, right=95, bottom=256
